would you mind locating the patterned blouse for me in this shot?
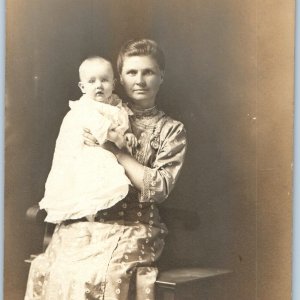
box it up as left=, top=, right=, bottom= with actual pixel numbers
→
left=94, top=105, right=187, bottom=227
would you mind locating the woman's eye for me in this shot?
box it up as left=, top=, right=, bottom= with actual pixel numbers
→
left=145, top=70, right=154, bottom=75
left=127, top=70, right=137, bottom=76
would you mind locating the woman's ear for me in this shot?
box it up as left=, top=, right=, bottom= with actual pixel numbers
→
left=78, top=82, right=85, bottom=93
left=160, top=70, right=165, bottom=84
left=119, top=76, right=124, bottom=86
left=113, top=78, right=117, bottom=90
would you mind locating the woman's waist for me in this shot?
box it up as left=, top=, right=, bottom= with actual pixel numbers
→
left=95, top=202, right=162, bottom=225
left=58, top=188, right=164, bottom=227
left=60, top=211, right=164, bottom=229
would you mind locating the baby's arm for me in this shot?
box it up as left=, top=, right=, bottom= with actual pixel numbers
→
left=106, top=126, right=127, bottom=149
left=112, top=103, right=138, bottom=151
left=107, top=129, right=137, bottom=155
left=85, top=111, right=112, bottom=146
left=104, top=123, right=137, bottom=150
left=100, top=99, right=138, bottom=151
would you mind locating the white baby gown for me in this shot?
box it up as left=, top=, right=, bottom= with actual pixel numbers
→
left=39, top=94, right=132, bottom=223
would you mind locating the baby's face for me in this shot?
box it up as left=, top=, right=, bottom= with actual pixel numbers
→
left=79, top=60, right=114, bottom=102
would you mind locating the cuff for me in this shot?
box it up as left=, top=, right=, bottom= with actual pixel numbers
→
left=140, top=166, right=153, bottom=202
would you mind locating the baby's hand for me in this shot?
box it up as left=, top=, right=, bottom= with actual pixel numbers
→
left=125, top=133, right=138, bottom=149
left=107, top=129, right=126, bottom=149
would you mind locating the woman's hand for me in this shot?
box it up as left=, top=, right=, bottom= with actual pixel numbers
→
left=83, top=128, right=99, bottom=146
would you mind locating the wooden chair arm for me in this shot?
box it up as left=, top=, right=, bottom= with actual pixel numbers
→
left=156, top=268, right=232, bottom=300
left=26, top=205, right=47, bottom=224
left=156, top=267, right=231, bottom=288
left=25, top=204, right=54, bottom=251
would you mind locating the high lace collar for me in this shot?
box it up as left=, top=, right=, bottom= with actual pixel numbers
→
left=130, top=105, right=159, bottom=118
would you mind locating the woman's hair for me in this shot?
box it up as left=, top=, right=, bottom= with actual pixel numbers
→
left=117, top=39, right=165, bottom=74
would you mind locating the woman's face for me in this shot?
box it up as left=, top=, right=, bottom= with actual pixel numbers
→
left=120, top=55, right=164, bottom=108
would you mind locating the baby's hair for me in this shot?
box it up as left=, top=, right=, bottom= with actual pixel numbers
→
left=79, top=56, right=113, bottom=81
left=117, top=39, right=165, bottom=74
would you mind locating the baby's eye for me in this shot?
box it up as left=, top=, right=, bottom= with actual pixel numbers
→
left=88, top=79, right=95, bottom=83
left=101, top=79, right=108, bottom=83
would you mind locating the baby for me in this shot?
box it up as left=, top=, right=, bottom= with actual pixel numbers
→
left=39, top=56, right=136, bottom=223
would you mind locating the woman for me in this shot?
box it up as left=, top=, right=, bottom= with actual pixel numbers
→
left=25, top=39, right=187, bottom=300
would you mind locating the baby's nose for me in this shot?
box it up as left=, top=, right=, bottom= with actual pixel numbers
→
left=96, top=81, right=103, bottom=88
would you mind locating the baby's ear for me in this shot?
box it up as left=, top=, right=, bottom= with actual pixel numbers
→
left=78, top=82, right=85, bottom=93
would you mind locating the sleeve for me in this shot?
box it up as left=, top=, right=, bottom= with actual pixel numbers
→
left=139, top=121, right=187, bottom=204
left=84, top=110, right=112, bottom=145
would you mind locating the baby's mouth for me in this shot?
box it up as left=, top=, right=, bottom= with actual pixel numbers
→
left=96, top=91, right=104, bottom=96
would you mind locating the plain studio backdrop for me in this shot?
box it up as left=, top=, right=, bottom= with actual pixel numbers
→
left=5, top=1, right=294, bottom=299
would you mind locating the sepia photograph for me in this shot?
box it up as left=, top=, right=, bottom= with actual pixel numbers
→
left=5, top=1, right=295, bottom=299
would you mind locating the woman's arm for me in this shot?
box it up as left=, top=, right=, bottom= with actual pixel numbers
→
left=83, top=120, right=187, bottom=203
left=83, top=128, right=145, bottom=191
left=139, top=121, right=187, bottom=203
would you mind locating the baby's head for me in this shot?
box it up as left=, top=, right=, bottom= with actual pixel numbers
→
left=78, top=56, right=115, bottom=102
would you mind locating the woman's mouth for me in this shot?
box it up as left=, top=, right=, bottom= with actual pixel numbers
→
left=134, top=89, right=148, bottom=93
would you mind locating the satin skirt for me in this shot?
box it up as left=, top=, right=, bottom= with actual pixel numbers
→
left=24, top=220, right=166, bottom=300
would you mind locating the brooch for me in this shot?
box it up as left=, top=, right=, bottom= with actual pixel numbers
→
left=150, top=136, right=160, bottom=149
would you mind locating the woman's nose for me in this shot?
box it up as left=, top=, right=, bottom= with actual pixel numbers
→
left=135, top=73, right=145, bottom=85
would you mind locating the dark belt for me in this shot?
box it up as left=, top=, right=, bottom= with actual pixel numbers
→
left=61, top=217, right=88, bottom=226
